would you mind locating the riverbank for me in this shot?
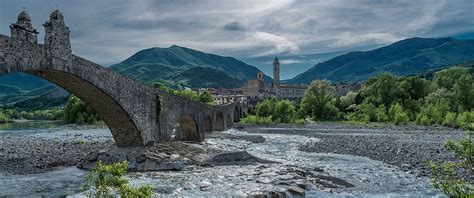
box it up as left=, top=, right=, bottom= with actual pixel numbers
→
left=237, top=122, right=463, bottom=176
left=0, top=124, right=113, bottom=175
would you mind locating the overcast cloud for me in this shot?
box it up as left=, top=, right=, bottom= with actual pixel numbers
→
left=0, top=0, right=473, bottom=68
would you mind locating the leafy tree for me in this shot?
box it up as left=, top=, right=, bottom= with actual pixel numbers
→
left=434, top=67, right=471, bottom=91
left=400, top=76, right=432, bottom=100
left=274, top=99, right=296, bottom=123
left=453, top=74, right=474, bottom=111
left=255, top=97, right=277, bottom=117
left=362, top=73, right=403, bottom=107
left=63, top=95, right=102, bottom=125
left=337, top=91, right=357, bottom=112
left=300, top=80, right=340, bottom=120
left=244, top=98, right=301, bottom=124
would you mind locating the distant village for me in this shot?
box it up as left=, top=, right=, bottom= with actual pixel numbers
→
left=196, top=57, right=362, bottom=106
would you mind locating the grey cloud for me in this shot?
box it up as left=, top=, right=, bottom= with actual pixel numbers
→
left=0, top=0, right=473, bottom=78
left=223, top=21, right=246, bottom=32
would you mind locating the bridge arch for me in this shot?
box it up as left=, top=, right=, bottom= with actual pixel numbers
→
left=204, top=116, right=212, bottom=133
left=172, top=114, right=200, bottom=142
left=215, top=112, right=225, bottom=131
left=20, top=70, right=144, bottom=146
left=233, top=105, right=241, bottom=122
left=226, top=113, right=233, bottom=128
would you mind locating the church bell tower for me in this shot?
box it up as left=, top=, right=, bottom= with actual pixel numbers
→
left=273, top=56, right=280, bottom=90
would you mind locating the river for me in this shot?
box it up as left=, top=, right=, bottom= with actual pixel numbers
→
left=0, top=121, right=446, bottom=197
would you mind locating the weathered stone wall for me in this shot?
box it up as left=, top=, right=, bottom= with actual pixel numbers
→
left=0, top=10, right=247, bottom=147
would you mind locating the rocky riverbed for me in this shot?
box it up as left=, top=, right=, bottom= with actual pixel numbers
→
left=238, top=122, right=463, bottom=177
left=0, top=121, right=449, bottom=197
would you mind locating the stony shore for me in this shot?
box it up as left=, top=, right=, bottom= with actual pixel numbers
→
left=237, top=122, right=464, bottom=176
left=0, top=135, right=113, bottom=175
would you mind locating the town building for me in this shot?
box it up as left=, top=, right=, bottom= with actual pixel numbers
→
left=205, top=57, right=362, bottom=105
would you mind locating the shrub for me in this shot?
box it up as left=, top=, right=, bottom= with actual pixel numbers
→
left=359, top=103, right=377, bottom=122
left=81, top=161, right=153, bottom=197
left=346, top=112, right=370, bottom=123
left=376, top=104, right=388, bottom=122
left=0, top=112, right=10, bottom=123
left=456, top=111, right=474, bottom=128
left=429, top=133, right=474, bottom=196
left=389, top=103, right=409, bottom=125
left=442, top=112, right=457, bottom=127
left=415, top=102, right=451, bottom=125
left=240, top=115, right=274, bottom=125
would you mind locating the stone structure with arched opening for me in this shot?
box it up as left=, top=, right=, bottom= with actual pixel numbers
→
left=0, top=10, right=248, bottom=148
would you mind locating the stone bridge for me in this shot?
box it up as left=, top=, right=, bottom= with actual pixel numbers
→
left=0, top=10, right=248, bottom=147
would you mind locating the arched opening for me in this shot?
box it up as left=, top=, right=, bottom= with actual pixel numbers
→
left=233, top=106, right=240, bottom=122
left=204, top=116, right=212, bottom=133
left=226, top=113, right=233, bottom=127
left=20, top=70, right=143, bottom=146
left=172, top=114, right=199, bottom=141
left=215, top=112, right=224, bottom=131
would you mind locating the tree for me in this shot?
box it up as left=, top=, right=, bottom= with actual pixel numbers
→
left=400, top=76, right=432, bottom=100
left=63, top=95, right=101, bottom=124
left=199, top=91, right=215, bottom=104
left=300, top=80, right=340, bottom=120
left=362, top=73, right=403, bottom=107
left=256, top=97, right=277, bottom=117
left=434, top=67, right=471, bottom=91
left=453, top=74, right=474, bottom=111
left=274, top=99, right=296, bottom=123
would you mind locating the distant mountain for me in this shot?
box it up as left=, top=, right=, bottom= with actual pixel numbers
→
left=0, top=73, right=52, bottom=95
left=111, top=45, right=271, bottom=88
left=289, top=37, right=474, bottom=84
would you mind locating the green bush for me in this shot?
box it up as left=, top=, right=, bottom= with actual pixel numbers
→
left=429, top=132, right=474, bottom=196
left=81, top=161, right=153, bottom=197
left=389, top=103, right=409, bottom=125
left=240, top=115, right=273, bottom=125
left=376, top=104, right=388, bottom=122
left=0, top=112, right=10, bottom=123
left=456, top=111, right=474, bottom=128
left=359, top=103, right=377, bottom=122
left=346, top=112, right=370, bottom=123
left=442, top=112, right=457, bottom=127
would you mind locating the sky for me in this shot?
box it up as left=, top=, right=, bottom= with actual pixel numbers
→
left=1, top=0, right=473, bottom=79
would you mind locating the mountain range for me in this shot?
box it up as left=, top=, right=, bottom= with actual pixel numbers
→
left=110, top=45, right=271, bottom=89
left=0, top=37, right=473, bottom=108
left=288, top=37, right=474, bottom=84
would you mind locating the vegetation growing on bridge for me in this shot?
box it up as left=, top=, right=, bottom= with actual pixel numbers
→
left=153, top=82, right=216, bottom=105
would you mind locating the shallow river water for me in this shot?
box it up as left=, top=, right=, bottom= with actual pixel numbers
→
left=0, top=123, right=446, bottom=197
